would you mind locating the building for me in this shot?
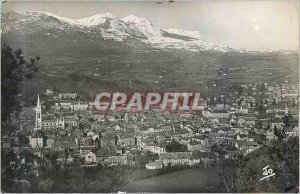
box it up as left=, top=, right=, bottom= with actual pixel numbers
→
left=29, top=136, right=43, bottom=148
left=233, top=140, right=260, bottom=155
left=271, top=120, right=284, bottom=130
left=64, top=115, right=79, bottom=127
left=104, top=156, right=128, bottom=166
left=85, top=152, right=97, bottom=163
left=42, top=115, right=65, bottom=129
left=202, top=110, right=230, bottom=119
left=145, top=142, right=167, bottom=154
left=287, top=126, right=299, bottom=137
left=58, top=93, right=78, bottom=100
left=159, top=152, right=190, bottom=166
left=45, top=89, right=54, bottom=96
left=34, top=94, right=42, bottom=130
left=159, top=151, right=212, bottom=167
left=187, top=141, right=208, bottom=152
left=266, top=130, right=278, bottom=140
left=34, top=94, right=78, bottom=130
left=146, top=160, right=163, bottom=169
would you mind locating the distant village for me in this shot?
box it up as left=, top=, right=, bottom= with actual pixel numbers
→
left=2, top=82, right=299, bottom=175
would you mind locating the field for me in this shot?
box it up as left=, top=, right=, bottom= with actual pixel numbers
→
left=118, top=168, right=228, bottom=193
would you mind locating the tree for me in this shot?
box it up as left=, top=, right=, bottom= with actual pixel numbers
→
left=274, top=125, right=283, bottom=141
left=249, top=101, right=254, bottom=108
left=292, top=98, right=295, bottom=107
left=1, top=44, right=39, bottom=121
left=38, top=178, right=54, bottom=192
left=233, top=137, right=299, bottom=192
left=166, top=139, right=187, bottom=152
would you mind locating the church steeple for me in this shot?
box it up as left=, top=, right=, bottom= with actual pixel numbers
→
left=35, top=94, right=42, bottom=129
left=36, top=94, right=41, bottom=110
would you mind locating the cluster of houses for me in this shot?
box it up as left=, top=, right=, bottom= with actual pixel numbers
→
left=2, top=82, right=298, bottom=174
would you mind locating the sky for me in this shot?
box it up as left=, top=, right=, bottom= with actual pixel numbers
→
left=2, top=0, right=299, bottom=51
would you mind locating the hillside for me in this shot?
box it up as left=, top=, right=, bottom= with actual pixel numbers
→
left=233, top=137, right=299, bottom=192
left=1, top=11, right=298, bottom=100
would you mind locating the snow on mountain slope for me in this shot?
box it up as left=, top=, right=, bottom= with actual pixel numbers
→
left=2, top=11, right=247, bottom=52
left=75, top=13, right=117, bottom=27
left=122, top=15, right=161, bottom=37
left=30, top=11, right=118, bottom=27
left=164, top=28, right=204, bottom=40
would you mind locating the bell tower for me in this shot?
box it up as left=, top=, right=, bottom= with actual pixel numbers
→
left=35, top=94, right=42, bottom=129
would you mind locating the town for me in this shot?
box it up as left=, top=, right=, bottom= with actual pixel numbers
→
left=2, top=81, right=298, bottom=179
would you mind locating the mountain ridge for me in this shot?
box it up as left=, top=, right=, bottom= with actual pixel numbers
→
left=1, top=11, right=298, bottom=54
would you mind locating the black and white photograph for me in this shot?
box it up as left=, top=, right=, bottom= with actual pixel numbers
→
left=1, top=0, right=299, bottom=193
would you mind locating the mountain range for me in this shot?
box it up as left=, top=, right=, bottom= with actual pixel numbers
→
left=2, top=11, right=250, bottom=53
left=1, top=11, right=298, bottom=98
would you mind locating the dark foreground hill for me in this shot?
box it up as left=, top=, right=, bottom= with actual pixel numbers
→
left=233, top=137, right=299, bottom=193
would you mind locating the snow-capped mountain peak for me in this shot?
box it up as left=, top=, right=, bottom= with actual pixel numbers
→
left=122, top=14, right=161, bottom=37
left=122, top=15, right=151, bottom=25
left=2, top=11, right=249, bottom=53
left=29, top=11, right=118, bottom=27
left=20, top=11, right=78, bottom=25
left=74, top=13, right=117, bottom=27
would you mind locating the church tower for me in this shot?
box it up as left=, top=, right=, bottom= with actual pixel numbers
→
left=35, top=94, right=42, bottom=129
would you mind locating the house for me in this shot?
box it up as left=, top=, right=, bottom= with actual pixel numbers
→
left=104, top=156, right=128, bottom=166
left=144, top=141, right=167, bottom=154
left=190, top=151, right=212, bottom=167
left=1, top=141, right=10, bottom=148
left=287, top=126, right=299, bottom=137
left=187, top=141, right=208, bottom=152
left=233, top=140, right=260, bottom=155
left=56, top=154, right=75, bottom=164
left=85, top=152, right=97, bottom=163
left=178, top=136, right=191, bottom=145
left=29, top=136, right=43, bottom=148
left=235, top=106, right=249, bottom=114
left=216, top=103, right=225, bottom=110
left=94, top=145, right=118, bottom=162
left=66, top=156, right=74, bottom=163
left=236, top=134, right=248, bottom=141
left=79, top=147, right=95, bottom=157
left=271, top=119, right=284, bottom=130
left=160, top=125, right=172, bottom=131
left=146, top=160, right=163, bottom=169
left=200, top=128, right=212, bottom=133
left=73, top=101, right=89, bottom=111
left=32, top=148, right=43, bottom=157
left=233, top=128, right=249, bottom=135
left=266, top=130, right=278, bottom=140
left=245, top=118, right=256, bottom=126
left=56, top=102, right=72, bottom=110
left=159, top=152, right=191, bottom=166
left=192, top=135, right=209, bottom=146
left=237, top=118, right=246, bottom=127
left=58, top=93, right=77, bottom=100
left=45, top=89, right=54, bottom=96
left=64, top=114, right=79, bottom=127
left=266, top=109, right=274, bottom=114
left=230, top=118, right=236, bottom=126
left=46, top=139, right=54, bottom=148
left=202, top=110, right=230, bottom=119
left=159, top=151, right=213, bottom=167
left=275, top=112, right=286, bottom=119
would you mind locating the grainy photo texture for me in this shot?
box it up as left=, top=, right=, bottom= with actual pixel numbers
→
left=1, top=0, right=299, bottom=193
